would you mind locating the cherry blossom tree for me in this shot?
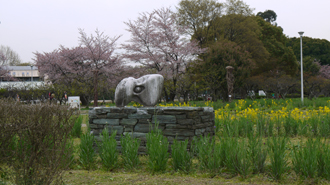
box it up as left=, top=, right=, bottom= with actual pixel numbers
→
left=34, top=29, right=123, bottom=106
left=122, top=7, right=205, bottom=101
left=319, top=64, right=330, bottom=79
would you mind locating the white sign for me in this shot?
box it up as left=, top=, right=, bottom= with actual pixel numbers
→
left=68, top=96, right=80, bottom=110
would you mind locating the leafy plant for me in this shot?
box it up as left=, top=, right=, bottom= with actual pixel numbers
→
left=0, top=99, right=76, bottom=185
left=120, top=132, right=140, bottom=169
left=225, top=137, right=251, bottom=178
left=79, top=129, right=96, bottom=170
left=99, top=128, right=118, bottom=170
left=146, top=123, right=169, bottom=173
left=71, top=115, right=83, bottom=138
left=292, top=138, right=318, bottom=178
left=171, top=139, right=192, bottom=173
left=248, top=134, right=267, bottom=174
left=267, top=137, right=289, bottom=181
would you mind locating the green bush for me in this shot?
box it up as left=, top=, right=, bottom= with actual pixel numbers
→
left=248, top=134, right=267, bottom=174
left=120, top=132, right=140, bottom=169
left=171, top=139, right=192, bottom=173
left=0, top=98, right=76, bottom=185
left=98, top=128, right=118, bottom=170
left=71, top=115, right=83, bottom=138
left=225, top=137, right=251, bottom=178
left=146, top=123, right=169, bottom=173
left=267, top=137, right=289, bottom=181
left=79, top=130, right=96, bottom=170
left=292, top=138, right=318, bottom=178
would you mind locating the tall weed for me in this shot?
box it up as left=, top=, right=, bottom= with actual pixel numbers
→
left=171, top=139, right=192, bottom=173
left=292, top=138, right=318, bottom=178
left=225, top=137, right=251, bottom=178
left=267, top=137, right=289, bottom=181
left=79, top=130, right=96, bottom=170
left=248, top=134, right=267, bottom=174
left=99, top=128, right=118, bottom=170
left=146, top=123, right=169, bottom=173
left=71, top=115, right=83, bottom=138
left=120, top=133, right=140, bottom=169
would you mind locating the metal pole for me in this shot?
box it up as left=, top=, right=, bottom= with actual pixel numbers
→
left=298, top=32, right=304, bottom=105
left=30, top=65, right=33, bottom=82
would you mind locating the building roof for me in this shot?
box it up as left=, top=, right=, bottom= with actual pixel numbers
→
left=4, top=66, right=38, bottom=70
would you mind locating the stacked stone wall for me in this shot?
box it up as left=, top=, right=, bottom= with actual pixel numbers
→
left=89, top=106, right=215, bottom=154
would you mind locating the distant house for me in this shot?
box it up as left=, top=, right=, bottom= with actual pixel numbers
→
left=0, top=66, right=44, bottom=89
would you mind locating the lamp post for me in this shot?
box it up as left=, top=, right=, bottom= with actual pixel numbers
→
left=298, top=31, right=304, bottom=105
left=30, top=65, right=33, bottom=82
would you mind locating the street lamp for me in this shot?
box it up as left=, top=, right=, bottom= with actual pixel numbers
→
left=30, top=65, right=33, bottom=82
left=298, top=31, right=304, bottom=105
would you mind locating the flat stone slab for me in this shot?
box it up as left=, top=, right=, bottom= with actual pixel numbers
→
left=120, top=119, right=138, bottom=126
left=93, top=119, right=119, bottom=125
left=152, top=115, right=176, bottom=124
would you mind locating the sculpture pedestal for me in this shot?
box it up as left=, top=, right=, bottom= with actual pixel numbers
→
left=89, top=106, right=215, bottom=154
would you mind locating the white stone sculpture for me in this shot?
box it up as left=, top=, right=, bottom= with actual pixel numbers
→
left=115, top=74, right=164, bottom=107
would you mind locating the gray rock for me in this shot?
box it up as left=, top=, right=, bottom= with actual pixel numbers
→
left=107, top=126, right=124, bottom=135
left=134, top=124, right=165, bottom=132
left=107, top=113, right=128, bottom=119
left=115, top=74, right=164, bottom=107
left=120, top=119, right=138, bottom=126
left=166, top=124, right=191, bottom=129
left=163, top=129, right=195, bottom=137
left=124, top=126, right=134, bottom=132
left=175, top=114, right=187, bottom=119
left=128, top=114, right=151, bottom=119
left=177, top=119, right=194, bottom=125
left=195, top=128, right=206, bottom=135
left=93, top=119, right=119, bottom=125
left=94, top=107, right=111, bottom=114
left=203, top=107, right=214, bottom=112
left=152, top=115, right=176, bottom=124
left=124, top=132, right=147, bottom=138
left=201, top=116, right=210, bottom=122
left=138, top=119, right=151, bottom=124
left=109, top=107, right=137, bottom=114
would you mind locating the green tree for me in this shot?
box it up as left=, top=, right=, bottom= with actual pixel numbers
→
left=205, top=14, right=269, bottom=73
left=255, top=17, right=298, bottom=76
left=302, top=56, right=320, bottom=76
left=257, top=10, right=277, bottom=23
left=225, top=0, right=254, bottom=16
left=177, top=0, right=224, bottom=48
left=287, top=37, right=330, bottom=65
left=192, top=40, right=254, bottom=101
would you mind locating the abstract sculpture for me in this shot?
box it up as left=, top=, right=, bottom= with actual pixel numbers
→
left=115, top=74, right=164, bottom=107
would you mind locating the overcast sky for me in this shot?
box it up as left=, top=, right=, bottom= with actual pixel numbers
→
left=1, top=0, right=329, bottom=63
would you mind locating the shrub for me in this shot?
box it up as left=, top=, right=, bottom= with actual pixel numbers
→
left=195, top=135, right=224, bottom=174
left=71, top=115, right=83, bottom=138
left=267, top=137, right=289, bottom=181
left=171, top=139, right=192, bottom=173
left=98, top=128, right=118, bottom=170
left=292, top=138, right=318, bottom=178
left=120, top=132, right=140, bottom=169
left=225, top=137, right=251, bottom=178
left=248, top=134, right=267, bottom=174
left=146, top=123, right=169, bottom=173
left=79, top=129, right=96, bottom=170
left=0, top=98, right=76, bottom=185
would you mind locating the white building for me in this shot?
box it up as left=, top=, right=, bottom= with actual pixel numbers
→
left=0, top=66, right=44, bottom=89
